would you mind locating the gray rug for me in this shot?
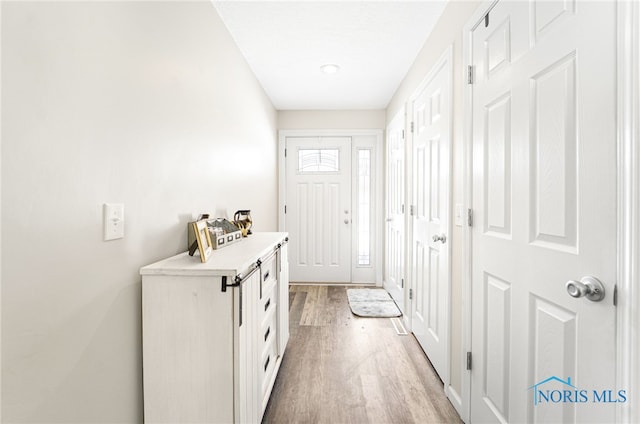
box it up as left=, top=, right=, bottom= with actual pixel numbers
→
left=346, top=288, right=402, bottom=318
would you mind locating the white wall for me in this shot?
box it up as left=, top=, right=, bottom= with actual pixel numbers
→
left=385, top=0, right=481, bottom=405
left=278, top=110, right=385, bottom=130
left=1, top=2, right=277, bottom=422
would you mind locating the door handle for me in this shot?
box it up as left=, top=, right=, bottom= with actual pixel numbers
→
left=386, top=218, right=393, bottom=222
left=432, top=233, right=447, bottom=243
left=344, top=219, right=350, bottom=224
left=565, top=276, right=605, bottom=302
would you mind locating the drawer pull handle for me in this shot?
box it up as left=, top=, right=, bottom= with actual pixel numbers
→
left=264, top=327, right=270, bottom=342
left=264, top=356, right=270, bottom=372
left=263, top=270, right=270, bottom=281
left=264, top=299, right=271, bottom=312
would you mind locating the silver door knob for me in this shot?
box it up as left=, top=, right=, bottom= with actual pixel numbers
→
left=344, top=219, right=350, bottom=224
left=565, top=276, right=605, bottom=302
left=432, top=234, right=447, bottom=243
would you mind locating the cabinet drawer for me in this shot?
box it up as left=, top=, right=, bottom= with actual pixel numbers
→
left=260, top=306, right=277, bottom=350
left=259, top=280, right=277, bottom=324
left=259, top=334, right=278, bottom=405
left=260, top=253, right=277, bottom=292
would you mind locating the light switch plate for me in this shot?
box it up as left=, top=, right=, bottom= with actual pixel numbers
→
left=104, top=203, right=124, bottom=240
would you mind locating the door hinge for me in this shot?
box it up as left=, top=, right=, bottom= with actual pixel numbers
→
left=467, top=208, right=473, bottom=226
left=284, top=205, right=287, bottom=214
left=401, top=204, right=405, bottom=214
left=467, top=65, right=474, bottom=85
left=466, top=352, right=472, bottom=370
left=284, top=148, right=287, bottom=157
left=401, top=278, right=404, bottom=288
left=410, top=205, right=415, bottom=216
left=402, top=129, right=405, bottom=139
left=613, top=284, right=618, bottom=307
left=411, top=121, right=415, bottom=133
left=409, top=288, right=413, bottom=300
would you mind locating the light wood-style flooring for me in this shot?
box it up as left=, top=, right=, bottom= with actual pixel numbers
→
left=262, top=285, right=462, bottom=424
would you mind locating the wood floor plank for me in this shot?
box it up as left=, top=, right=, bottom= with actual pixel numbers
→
left=263, top=285, right=462, bottom=424
left=299, top=285, right=330, bottom=326
left=288, top=289, right=307, bottom=329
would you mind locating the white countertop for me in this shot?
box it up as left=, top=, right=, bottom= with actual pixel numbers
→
left=140, top=232, right=288, bottom=277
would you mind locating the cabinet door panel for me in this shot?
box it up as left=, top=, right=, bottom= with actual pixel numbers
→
left=278, top=243, right=290, bottom=355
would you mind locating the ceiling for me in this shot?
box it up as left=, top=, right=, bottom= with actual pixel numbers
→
left=212, top=1, right=448, bottom=110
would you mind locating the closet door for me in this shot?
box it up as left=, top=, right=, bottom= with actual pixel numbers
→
left=469, top=2, right=617, bottom=422
left=410, top=50, right=452, bottom=384
left=384, top=109, right=406, bottom=312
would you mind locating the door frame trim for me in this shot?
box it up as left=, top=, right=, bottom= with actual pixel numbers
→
left=616, top=0, right=639, bottom=422
left=278, top=129, right=384, bottom=285
left=462, top=0, right=637, bottom=422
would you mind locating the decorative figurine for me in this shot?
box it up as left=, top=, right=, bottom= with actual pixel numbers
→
left=233, top=210, right=253, bottom=237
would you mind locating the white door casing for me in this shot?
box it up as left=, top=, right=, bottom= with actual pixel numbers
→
left=468, top=1, right=617, bottom=423
left=410, top=47, right=452, bottom=385
left=385, top=108, right=406, bottom=312
left=285, top=136, right=352, bottom=283
left=617, top=1, right=640, bottom=422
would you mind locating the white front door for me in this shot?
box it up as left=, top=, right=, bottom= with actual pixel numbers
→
left=469, top=1, right=617, bottom=422
left=384, top=109, right=406, bottom=312
left=410, top=51, right=451, bottom=383
left=285, top=137, right=352, bottom=283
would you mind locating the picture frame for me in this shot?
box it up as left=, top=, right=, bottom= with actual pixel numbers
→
left=192, top=219, right=213, bottom=263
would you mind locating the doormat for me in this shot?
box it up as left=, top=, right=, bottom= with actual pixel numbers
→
left=346, top=288, right=402, bottom=318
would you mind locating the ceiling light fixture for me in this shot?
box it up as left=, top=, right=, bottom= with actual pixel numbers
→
left=320, top=64, right=340, bottom=74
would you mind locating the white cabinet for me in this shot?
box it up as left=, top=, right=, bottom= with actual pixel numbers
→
left=140, top=232, right=289, bottom=424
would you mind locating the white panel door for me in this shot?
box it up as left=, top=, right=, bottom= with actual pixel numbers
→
left=470, top=1, right=617, bottom=423
left=384, top=110, right=406, bottom=312
left=285, top=137, right=352, bottom=283
left=411, top=52, right=451, bottom=383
